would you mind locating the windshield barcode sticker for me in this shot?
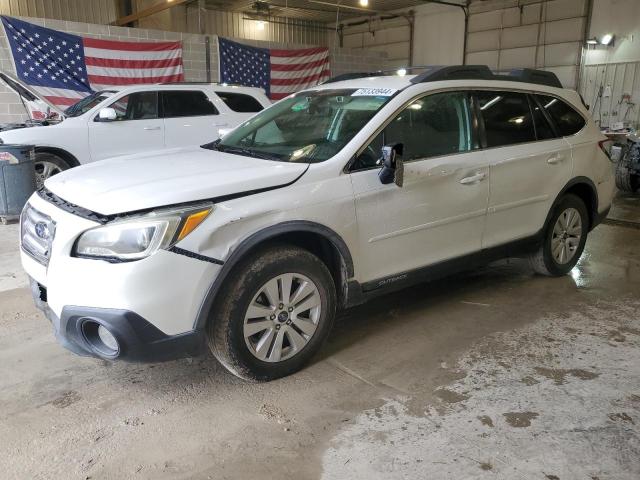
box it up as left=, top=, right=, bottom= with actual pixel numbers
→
left=352, top=88, right=397, bottom=97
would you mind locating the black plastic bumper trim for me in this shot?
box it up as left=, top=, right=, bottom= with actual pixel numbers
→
left=169, top=246, right=224, bottom=265
left=592, top=205, right=611, bottom=229
left=30, top=279, right=205, bottom=362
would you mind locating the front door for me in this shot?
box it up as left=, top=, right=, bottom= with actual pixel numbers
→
left=349, top=91, right=490, bottom=284
left=88, top=91, right=163, bottom=161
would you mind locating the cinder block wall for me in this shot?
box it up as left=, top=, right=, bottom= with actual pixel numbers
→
left=0, top=17, right=388, bottom=124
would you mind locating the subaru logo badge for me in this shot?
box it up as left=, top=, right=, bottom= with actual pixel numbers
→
left=34, top=221, right=50, bottom=240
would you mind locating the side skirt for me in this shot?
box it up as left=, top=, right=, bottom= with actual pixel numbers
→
left=345, top=232, right=543, bottom=305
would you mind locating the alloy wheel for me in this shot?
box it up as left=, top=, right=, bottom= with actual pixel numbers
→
left=551, top=207, right=582, bottom=264
left=243, top=273, right=321, bottom=363
left=34, top=160, right=63, bottom=189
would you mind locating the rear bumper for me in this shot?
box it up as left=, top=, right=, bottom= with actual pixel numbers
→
left=31, top=279, right=206, bottom=362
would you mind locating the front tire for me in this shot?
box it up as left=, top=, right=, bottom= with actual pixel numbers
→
left=207, top=245, right=337, bottom=381
left=529, top=194, right=589, bottom=276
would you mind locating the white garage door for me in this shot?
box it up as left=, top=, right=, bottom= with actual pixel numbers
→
left=466, top=0, right=589, bottom=88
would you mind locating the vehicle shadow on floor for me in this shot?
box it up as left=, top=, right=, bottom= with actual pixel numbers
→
left=98, top=259, right=583, bottom=392
left=317, top=258, right=583, bottom=364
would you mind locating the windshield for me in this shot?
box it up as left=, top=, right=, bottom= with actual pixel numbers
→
left=214, top=88, right=394, bottom=163
left=64, top=90, right=117, bottom=117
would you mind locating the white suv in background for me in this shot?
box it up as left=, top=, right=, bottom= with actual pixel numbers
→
left=20, top=66, right=615, bottom=381
left=0, top=82, right=271, bottom=187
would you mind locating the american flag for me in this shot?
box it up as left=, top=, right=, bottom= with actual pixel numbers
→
left=0, top=16, right=184, bottom=112
left=218, top=37, right=330, bottom=101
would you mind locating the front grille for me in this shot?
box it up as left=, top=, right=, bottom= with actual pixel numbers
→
left=21, top=204, right=56, bottom=266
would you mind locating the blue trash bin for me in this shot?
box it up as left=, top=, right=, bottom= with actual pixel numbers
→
left=0, top=144, right=36, bottom=224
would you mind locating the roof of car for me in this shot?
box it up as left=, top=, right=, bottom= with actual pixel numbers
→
left=102, top=82, right=266, bottom=95
left=311, top=75, right=417, bottom=91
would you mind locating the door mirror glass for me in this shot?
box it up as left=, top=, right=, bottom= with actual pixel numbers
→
left=97, top=107, right=117, bottom=121
left=378, top=143, right=404, bottom=186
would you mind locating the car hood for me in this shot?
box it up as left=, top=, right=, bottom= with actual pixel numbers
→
left=44, top=146, right=309, bottom=215
left=0, top=70, right=65, bottom=120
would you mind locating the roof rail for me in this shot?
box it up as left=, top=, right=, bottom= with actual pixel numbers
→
left=410, top=65, right=562, bottom=88
left=323, top=65, right=563, bottom=89
left=502, top=68, right=563, bottom=88
left=410, top=65, right=494, bottom=83
left=323, top=72, right=384, bottom=84
left=323, top=66, right=446, bottom=84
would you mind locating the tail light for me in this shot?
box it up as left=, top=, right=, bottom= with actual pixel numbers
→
left=598, top=139, right=613, bottom=161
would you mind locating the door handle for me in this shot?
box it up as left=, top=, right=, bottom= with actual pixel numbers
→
left=547, top=154, right=565, bottom=165
left=459, top=172, right=486, bottom=185
left=143, top=126, right=161, bottom=131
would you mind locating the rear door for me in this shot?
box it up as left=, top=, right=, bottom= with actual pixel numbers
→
left=161, top=90, right=225, bottom=147
left=88, top=90, right=163, bottom=161
left=476, top=90, right=572, bottom=248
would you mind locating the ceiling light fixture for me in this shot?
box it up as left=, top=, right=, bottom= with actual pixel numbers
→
left=359, top=0, right=369, bottom=6
left=600, top=33, right=614, bottom=45
left=586, top=38, right=599, bottom=45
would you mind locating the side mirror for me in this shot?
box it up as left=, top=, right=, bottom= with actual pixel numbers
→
left=97, top=107, right=117, bottom=122
left=378, top=143, right=404, bottom=187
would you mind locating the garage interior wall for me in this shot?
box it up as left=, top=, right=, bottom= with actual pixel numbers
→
left=0, top=15, right=387, bottom=124
left=133, top=0, right=329, bottom=46
left=0, top=0, right=117, bottom=25
left=466, top=0, right=589, bottom=89
left=580, top=0, right=640, bottom=129
left=334, top=3, right=465, bottom=70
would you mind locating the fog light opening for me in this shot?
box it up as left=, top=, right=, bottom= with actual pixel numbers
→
left=81, top=321, right=120, bottom=357
left=98, top=325, right=119, bottom=351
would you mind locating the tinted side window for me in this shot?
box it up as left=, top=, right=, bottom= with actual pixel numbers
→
left=476, top=91, right=535, bottom=147
left=161, top=91, right=218, bottom=118
left=529, top=95, right=556, bottom=140
left=109, top=91, right=158, bottom=121
left=353, top=92, right=473, bottom=170
left=216, top=92, right=264, bottom=113
left=536, top=95, right=585, bottom=136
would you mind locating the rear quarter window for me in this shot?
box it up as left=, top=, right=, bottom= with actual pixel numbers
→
left=536, top=95, right=586, bottom=136
left=215, top=91, right=264, bottom=113
left=161, top=90, right=218, bottom=118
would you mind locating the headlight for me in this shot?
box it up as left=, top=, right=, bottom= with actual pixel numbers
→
left=74, top=204, right=212, bottom=261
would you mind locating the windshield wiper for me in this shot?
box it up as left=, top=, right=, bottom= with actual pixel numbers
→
left=201, top=139, right=221, bottom=151
left=216, top=144, right=281, bottom=161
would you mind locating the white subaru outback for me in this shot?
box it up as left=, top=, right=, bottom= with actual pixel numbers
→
left=20, top=66, right=615, bottom=381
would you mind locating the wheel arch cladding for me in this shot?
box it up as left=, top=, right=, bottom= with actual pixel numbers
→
left=553, top=177, right=599, bottom=230
left=35, top=147, right=80, bottom=167
left=193, top=221, right=354, bottom=330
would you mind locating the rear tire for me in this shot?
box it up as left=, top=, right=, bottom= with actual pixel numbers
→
left=615, top=162, right=639, bottom=193
left=529, top=194, right=589, bottom=277
left=207, top=244, right=337, bottom=381
left=615, top=143, right=640, bottom=193
left=34, top=152, right=69, bottom=189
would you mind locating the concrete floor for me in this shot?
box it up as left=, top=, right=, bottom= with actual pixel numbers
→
left=1, top=201, right=639, bottom=479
